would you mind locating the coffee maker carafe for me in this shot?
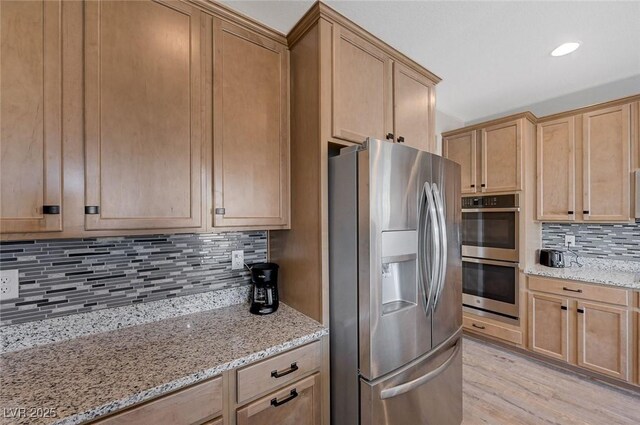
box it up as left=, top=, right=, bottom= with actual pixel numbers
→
left=249, top=263, right=279, bottom=315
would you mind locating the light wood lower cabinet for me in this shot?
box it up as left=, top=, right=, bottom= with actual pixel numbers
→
left=236, top=340, right=321, bottom=404
left=463, top=313, right=522, bottom=345
left=527, top=277, right=632, bottom=384
left=576, top=301, right=628, bottom=380
left=90, top=340, right=326, bottom=425
left=236, top=374, right=320, bottom=425
left=528, top=293, right=569, bottom=362
left=0, top=0, right=62, bottom=233
left=94, top=376, right=223, bottom=425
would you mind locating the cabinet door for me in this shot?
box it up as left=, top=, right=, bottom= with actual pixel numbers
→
left=84, top=0, right=203, bottom=230
left=537, top=117, right=576, bottom=220
left=333, top=26, right=392, bottom=143
left=582, top=104, right=631, bottom=221
left=0, top=0, right=62, bottom=233
left=577, top=302, right=628, bottom=380
left=481, top=119, right=522, bottom=193
left=442, top=131, right=477, bottom=194
left=528, top=293, right=569, bottom=362
left=237, top=374, right=320, bottom=425
left=393, top=62, right=434, bottom=152
left=212, top=20, right=290, bottom=228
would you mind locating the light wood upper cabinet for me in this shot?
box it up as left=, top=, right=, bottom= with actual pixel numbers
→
left=84, top=0, right=203, bottom=230
left=237, top=374, right=321, bottom=425
left=481, top=119, right=522, bottom=193
left=0, top=0, right=62, bottom=233
left=537, top=117, right=576, bottom=221
left=528, top=293, right=569, bottom=362
left=576, top=302, right=628, bottom=380
left=332, top=25, right=392, bottom=144
left=582, top=104, right=631, bottom=221
left=212, top=19, right=290, bottom=229
left=442, top=131, right=477, bottom=194
left=393, top=62, right=435, bottom=152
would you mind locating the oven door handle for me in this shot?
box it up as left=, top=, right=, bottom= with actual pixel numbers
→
left=462, top=207, right=520, bottom=213
left=432, top=183, right=447, bottom=310
left=462, top=257, right=520, bottom=268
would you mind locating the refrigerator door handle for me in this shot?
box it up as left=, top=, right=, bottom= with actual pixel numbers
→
left=419, top=182, right=439, bottom=315
left=379, top=339, right=461, bottom=400
left=417, top=184, right=428, bottom=313
left=432, top=183, right=448, bottom=309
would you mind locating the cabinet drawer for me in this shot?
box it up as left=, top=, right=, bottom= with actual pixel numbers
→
left=463, top=315, right=522, bottom=345
left=95, top=376, right=222, bottom=425
left=236, top=374, right=320, bottom=425
left=237, top=341, right=321, bottom=404
left=528, top=276, right=629, bottom=306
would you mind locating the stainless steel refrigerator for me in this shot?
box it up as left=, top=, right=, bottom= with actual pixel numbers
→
left=329, top=138, right=462, bottom=425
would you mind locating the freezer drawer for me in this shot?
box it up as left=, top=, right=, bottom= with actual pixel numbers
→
left=360, top=333, right=462, bottom=425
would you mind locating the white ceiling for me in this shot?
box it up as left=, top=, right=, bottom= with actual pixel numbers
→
left=220, top=1, right=640, bottom=123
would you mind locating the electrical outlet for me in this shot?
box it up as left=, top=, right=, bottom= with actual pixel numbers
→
left=232, top=250, right=244, bottom=270
left=0, top=269, right=19, bottom=300
left=564, top=234, right=576, bottom=248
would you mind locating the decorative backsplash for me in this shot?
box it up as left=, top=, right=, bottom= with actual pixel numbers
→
left=0, top=232, right=267, bottom=326
left=542, top=223, right=640, bottom=261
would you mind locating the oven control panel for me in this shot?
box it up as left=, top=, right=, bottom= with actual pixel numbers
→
left=462, top=194, right=519, bottom=209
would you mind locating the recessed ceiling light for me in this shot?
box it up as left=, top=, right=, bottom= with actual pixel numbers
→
left=551, top=42, right=580, bottom=57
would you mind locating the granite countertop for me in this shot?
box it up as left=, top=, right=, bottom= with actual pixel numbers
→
left=525, top=258, right=640, bottom=290
left=0, top=303, right=328, bottom=425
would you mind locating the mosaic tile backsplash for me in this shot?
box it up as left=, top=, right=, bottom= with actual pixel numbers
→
left=542, top=223, right=640, bottom=261
left=0, top=232, right=267, bottom=326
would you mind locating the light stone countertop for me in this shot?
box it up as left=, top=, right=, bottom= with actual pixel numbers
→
left=0, top=303, right=328, bottom=425
left=525, top=258, right=640, bottom=290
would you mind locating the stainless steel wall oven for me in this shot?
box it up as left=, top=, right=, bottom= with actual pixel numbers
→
left=461, top=194, right=519, bottom=322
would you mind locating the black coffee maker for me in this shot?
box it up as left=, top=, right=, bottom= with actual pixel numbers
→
left=249, top=263, right=279, bottom=315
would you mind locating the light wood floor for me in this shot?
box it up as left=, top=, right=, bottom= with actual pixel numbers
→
left=463, top=338, right=640, bottom=425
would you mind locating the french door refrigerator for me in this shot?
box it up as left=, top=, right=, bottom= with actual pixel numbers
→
left=329, top=138, right=462, bottom=425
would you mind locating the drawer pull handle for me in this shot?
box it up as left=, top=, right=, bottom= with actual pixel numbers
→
left=271, top=362, right=298, bottom=378
left=271, top=389, right=298, bottom=407
left=562, top=287, right=583, bottom=293
left=577, top=308, right=584, bottom=314
left=471, top=324, right=485, bottom=330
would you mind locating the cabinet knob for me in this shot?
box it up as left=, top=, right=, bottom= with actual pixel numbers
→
left=470, top=184, right=475, bottom=188
left=215, top=208, right=226, bottom=215
left=386, top=133, right=394, bottom=140
left=85, top=206, right=100, bottom=215
left=583, top=210, right=590, bottom=215
left=397, top=136, right=405, bottom=143
left=480, top=184, right=486, bottom=188
left=567, top=211, right=574, bottom=215
left=577, top=308, right=585, bottom=314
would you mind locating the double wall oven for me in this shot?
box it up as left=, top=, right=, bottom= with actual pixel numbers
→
left=461, top=194, right=520, bottom=323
